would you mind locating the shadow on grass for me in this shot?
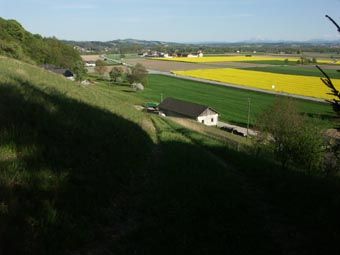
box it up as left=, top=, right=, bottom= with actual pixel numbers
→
left=0, top=80, right=153, bottom=254
left=1, top=78, right=340, bottom=255
left=205, top=144, right=340, bottom=255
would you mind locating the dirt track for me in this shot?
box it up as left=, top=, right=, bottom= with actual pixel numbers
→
left=124, top=58, right=340, bottom=72
left=124, top=58, right=273, bottom=72
left=81, top=55, right=102, bottom=62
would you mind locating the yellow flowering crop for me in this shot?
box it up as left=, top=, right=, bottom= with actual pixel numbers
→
left=156, top=56, right=339, bottom=65
left=173, top=68, right=340, bottom=100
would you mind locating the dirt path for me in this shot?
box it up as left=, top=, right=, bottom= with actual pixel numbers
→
left=124, top=58, right=273, bottom=72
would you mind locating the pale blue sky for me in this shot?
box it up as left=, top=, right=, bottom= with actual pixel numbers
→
left=1, top=0, right=340, bottom=42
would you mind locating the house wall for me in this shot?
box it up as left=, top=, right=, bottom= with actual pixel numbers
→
left=197, top=114, right=219, bottom=126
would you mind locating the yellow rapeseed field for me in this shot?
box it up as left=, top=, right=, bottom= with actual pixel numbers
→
left=157, top=56, right=339, bottom=65
left=173, top=68, right=340, bottom=100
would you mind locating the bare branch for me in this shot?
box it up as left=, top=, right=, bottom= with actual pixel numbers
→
left=326, top=15, right=340, bottom=33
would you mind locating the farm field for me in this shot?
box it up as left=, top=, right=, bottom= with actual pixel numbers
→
left=173, top=68, right=340, bottom=100
left=138, top=75, right=335, bottom=128
left=81, top=54, right=102, bottom=62
left=156, top=55, right=340, bottom=65
left=242, top=65, right=340, bottom=79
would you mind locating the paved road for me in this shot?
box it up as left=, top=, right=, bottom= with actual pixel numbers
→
left=217, top=121, right=257, bottom=137
left=148, top=70, right=327, bottom=103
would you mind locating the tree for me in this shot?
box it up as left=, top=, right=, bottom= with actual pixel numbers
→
left=126, top=63, right=148, bottom=86
left=72, top=60, right=87, bottom=81
left=95, top=59, right=108, bottom=76
left=109, top=66, right=125, bottom=83
left=255, top=98, right=324, bottom=171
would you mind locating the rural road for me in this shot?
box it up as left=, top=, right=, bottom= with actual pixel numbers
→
left=217, top=121, right=257, bottom=137
left=147, top=70, right=327, bottom=103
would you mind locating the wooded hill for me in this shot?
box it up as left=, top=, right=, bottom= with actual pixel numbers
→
left=0, top=17, right=83, bottom=72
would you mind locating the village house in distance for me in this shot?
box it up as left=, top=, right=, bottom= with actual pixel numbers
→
left=140, top=50, right=204, bottom=58
left=158, top=97, right=219, bottom=126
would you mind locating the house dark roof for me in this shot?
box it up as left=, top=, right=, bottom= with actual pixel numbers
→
left=41, top=64, right=74, bottom=77
left=158, top=97, right=217, bottom=118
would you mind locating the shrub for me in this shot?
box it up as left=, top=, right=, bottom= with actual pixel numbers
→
left=255, top=98, right=325, bottom=171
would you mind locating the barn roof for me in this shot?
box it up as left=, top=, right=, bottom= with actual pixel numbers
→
left=41, top=64, right=74, bottom=77
left=158, top=97, right=218, bottom=118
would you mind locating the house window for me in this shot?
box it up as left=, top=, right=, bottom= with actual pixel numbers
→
left=211, top=118, right=214, bottom=122
left=201, top=120, right=204, bottom=124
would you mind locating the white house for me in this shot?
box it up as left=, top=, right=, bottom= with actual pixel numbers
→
left=187, top=53, right=199, bottom=58
left=85, top=61, right=96, bottom=67
left=158, top=97, right=219, bottom=126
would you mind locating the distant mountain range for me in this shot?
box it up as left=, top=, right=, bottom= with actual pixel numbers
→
left=64, top=38, right=340, bottom=46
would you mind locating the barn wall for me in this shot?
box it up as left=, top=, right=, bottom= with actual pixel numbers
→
left=197, top=114, right=219, bottom=126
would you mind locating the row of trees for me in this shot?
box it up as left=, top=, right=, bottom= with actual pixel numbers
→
left=110, top=63, right=148, bottom=88
left=94, top=61, right=148, bottom=88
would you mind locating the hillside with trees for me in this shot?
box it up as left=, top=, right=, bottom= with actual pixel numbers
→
left=0, top=17, right=84, bottom=73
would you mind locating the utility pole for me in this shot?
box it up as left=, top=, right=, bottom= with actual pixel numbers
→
left=247, top=97, right=251, bottom=138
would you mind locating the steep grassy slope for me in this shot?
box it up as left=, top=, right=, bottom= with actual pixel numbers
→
left=0, top=57, right=268, bottom=254
left=1, top=56, right=340, bottom=255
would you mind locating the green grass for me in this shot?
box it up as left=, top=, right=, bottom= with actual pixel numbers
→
left=239, top=59, right=339, bottom=66
left=240, top=60, right=299, bottom=65
left=138, top=74, right=336, bottom=128
left=1, top=56, right=340, bottom=255
left=106, top=53, right=139, bottom=60
left=241, top=65, right=340, bottom=79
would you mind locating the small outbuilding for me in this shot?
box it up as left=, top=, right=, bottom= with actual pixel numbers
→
left=42, top=64, right=75, bottom=80
left=158, top=97, right=219, bottom=126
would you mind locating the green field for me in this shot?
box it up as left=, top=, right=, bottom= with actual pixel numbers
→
left=1, top=56, right=340, bottom=254
left=242, top=65, right=340, bottom=79
left=106, top=53, right=139, bottom=60
left=240, top=60, right=298, bottom=65
left=139, top=74, right=335, bottom=128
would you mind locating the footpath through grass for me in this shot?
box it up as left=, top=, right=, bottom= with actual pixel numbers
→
left=139, top=74, right=335, bottom=128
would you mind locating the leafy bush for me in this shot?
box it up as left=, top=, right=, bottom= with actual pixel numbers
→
left=255, top=98, right=325, bottom=171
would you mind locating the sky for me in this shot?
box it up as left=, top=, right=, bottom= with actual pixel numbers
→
left=1, top=0, right=340, bottom=42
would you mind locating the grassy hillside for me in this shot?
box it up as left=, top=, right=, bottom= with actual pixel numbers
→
left=1, top=56, right=340, bottom=255
left=138, top=75, right=336, bottom=128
